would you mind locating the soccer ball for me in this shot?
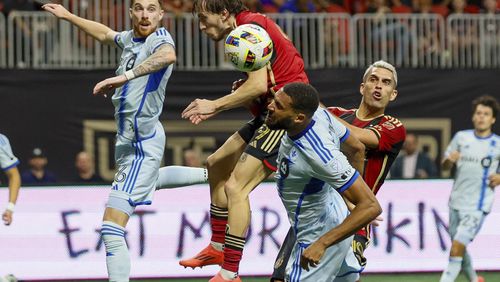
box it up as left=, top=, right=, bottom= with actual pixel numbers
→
left=224, top=24, right=273, bottom=72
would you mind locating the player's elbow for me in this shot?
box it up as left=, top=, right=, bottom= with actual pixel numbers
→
left=165, top=52, right=177, bottom=65
left=368, top=197, right=382, bottom=219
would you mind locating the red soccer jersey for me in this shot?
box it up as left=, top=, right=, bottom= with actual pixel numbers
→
left=328, top=107, right=406, bottom=195
left=236, top=11, right=309, bottom=117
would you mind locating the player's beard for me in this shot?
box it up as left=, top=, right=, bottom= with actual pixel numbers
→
left=266, top=114, right=293, bottom=131
left=134, top=21, right=156, bottom=38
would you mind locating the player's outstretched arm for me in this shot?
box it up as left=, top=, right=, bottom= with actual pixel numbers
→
left=2, top=167, right=21, bottom=225
left=334, top=116, right=380, bottom=149
left=300, top=177, right=381, bottom=271
left=93, top=44, right=176, bottom=97
left=42, top=3, right=116, bottom=45
left=181, top=67, right=268, bottom=124
left=340, top=134, right=365, bottom=174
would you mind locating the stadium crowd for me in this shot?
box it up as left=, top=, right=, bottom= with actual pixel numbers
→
left=1, top=0, right=499, bottom=16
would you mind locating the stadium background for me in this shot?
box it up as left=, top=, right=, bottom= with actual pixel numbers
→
left=0, top=0, right=499, bottom=281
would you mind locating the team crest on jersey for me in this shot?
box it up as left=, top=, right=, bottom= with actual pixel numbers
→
left=481, top=156, right=492, bottom=168
left=279, top=157, right=290, bottom=178
left=125, top=54, right=137, bottom=71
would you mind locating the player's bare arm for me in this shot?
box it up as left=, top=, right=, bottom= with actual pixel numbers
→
left=2, top=166, right=21, bottom=225
left=335, top=116, right=380, bottom=149
left=93, top=44, right=176, bottom=97
left=340, top=134, right=365, bottom=174
left=300, top=177, right=381, bottom=271
left=442, top=151, right=460, bottom=171
left=42, top=3, right=117, bottom=44
left=181, top=67, right=268, bottom=124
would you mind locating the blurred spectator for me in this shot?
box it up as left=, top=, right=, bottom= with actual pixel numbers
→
left=481, top=0, right=499, bottom=13
left=390, top=133, right=438, bottom=179
left=279, top=0, right=317, bottom=12
left=163, top=0, right=194, bottom=14
left=244, top=0, right=265, bottom=12
left=74, top=151, right=103, bottom=183
left=183, top=149, right=204, bottom=168
left=21, top=148, right=57, bottom=184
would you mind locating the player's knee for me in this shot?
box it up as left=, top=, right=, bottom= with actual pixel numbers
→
left=224, top=180, right=245, bottom=200
left=450, top=240, right=466, bottom=257
left=206, top=152, right=220, bottom=171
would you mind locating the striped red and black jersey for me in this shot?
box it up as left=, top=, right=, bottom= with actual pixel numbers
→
left=328, top=107, right=406, bottom=195
left=235, top=11, right=309, bottom=117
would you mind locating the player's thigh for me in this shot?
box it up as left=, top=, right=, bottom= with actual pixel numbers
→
left=454, top=210, right=487, bottom=245
left=285, top=239, right=351, bottom=282
left=108, top=132, right=165, bottom=216
left=448, top=209, right=460, bottom=238
left=225, top=152, right=271, bottom=197
left=207, top=131, right=247, bottom=173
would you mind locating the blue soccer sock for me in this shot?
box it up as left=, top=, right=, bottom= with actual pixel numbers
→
left=102, top=221, right=130, bottom=282
left=440, top=256, right=463, bottom=282
left=156, top=166, right=208, bottom=189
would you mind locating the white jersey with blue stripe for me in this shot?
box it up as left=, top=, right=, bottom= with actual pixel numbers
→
left=445, top=130, right=499, bottom=213
left=112, top=27, right=175, bottom=141
left=0, top=133, right=19, bottom=171
left=275, top=112, right=359, bottom=244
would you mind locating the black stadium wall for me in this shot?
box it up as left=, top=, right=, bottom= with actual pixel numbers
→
left=0, top=68, right=498, bottom=182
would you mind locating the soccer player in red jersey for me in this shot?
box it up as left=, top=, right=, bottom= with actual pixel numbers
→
left=271, top=60, right=406, bottom=282
left=179, top=1, right=309, bottom=281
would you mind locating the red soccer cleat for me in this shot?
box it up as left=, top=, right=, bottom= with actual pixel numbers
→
left=477, top=276, right=485, bottom=282
left=209, top=272, right=242, bottom=282
left=179, top=244, right=224, bottom=269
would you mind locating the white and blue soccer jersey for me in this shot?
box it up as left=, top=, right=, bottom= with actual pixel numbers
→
left=112, top=27, right=175, bottom=141
left=0, top=133, right=19, bottom=171
left=445, top=130, right=500, bottom=213
left=313, top=107, right=350, bottom=149
left=276, top=118, right=359, bottom=243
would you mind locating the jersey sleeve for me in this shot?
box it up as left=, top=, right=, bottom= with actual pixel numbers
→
left=317, top=108, right=349, bottom=143
left=307, top=138, right=359, bottom=193
left=444, top=131, right=461, bottom=157
left=113, top=30, right=130, bottom=49
left=146, top=28, right=175, bottom=55
left=370, top=116, right=406, bottom=152
left=0, top=134, right=19, bottom=171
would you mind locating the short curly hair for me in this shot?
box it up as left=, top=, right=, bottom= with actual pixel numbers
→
left=472, top=95, right=499, bottom=118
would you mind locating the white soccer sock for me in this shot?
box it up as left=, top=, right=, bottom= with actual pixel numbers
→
left=440, top=256, right=463, bottom=282
left=462, top=251, right=478, bottom=282
left=102, top=221, right=130, bottom=282
left=220, top=268, right=238, bottom=281
left=156, top=166, right=208, bottom=189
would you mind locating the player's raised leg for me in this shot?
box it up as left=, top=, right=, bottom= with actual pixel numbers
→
left=155, top=166, right=208, bottom=190
left=179, top=132, right=246, bottom=269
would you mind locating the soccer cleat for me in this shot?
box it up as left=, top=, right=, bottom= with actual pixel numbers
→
left=179, top=244, right=224, bottom=269
left=477, top=276, right=485, bottom=282
left=209, top=272, right=242, bottom=282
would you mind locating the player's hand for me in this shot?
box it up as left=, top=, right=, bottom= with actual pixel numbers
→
left=93, top=75, right=127, bottom=97
left=182, top=99, right=217, bottom=122
left=489, top=173, right=500, bottom=189
left=42, top=3, right=72, bottom=20
left=231, top=78, right=246, bottom=93
left=2, top=210, right=12, bottom=225
left=447, top=151, right=460, bottom=164
left=188, top=113, right=216, bottom=125
left=300, top=240, right=327, bottom=271
left=370, top=215, right=384, bottom=227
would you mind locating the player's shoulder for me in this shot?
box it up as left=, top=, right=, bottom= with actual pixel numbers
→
left=379, top=115, right=405, bottom=130
left=0, top=133, right=7, bottom=142
left=326, top=106, right=356, bottom=117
